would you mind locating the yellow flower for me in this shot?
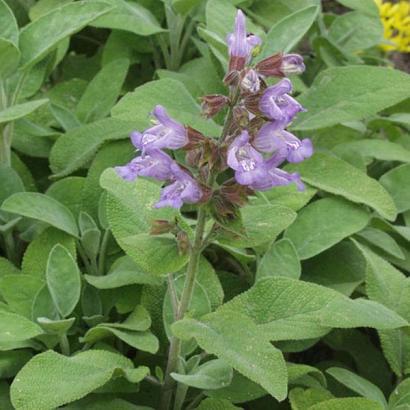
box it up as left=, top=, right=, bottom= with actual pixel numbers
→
left=375, top=0, right=410, bottom=53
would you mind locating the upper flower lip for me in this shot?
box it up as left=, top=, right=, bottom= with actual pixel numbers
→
left=130, top=105, right=188, bottom=153
left=226, top=10, right=262, bottom=71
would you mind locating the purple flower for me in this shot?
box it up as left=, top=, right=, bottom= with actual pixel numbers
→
left=131, top=105, right=187, bottom=153
left=155, top=164, right=202, bottom=209
left=254, top=122, right=313, bottom=163
left=259, top=78, right=305, bottom=124
left=227, top=131, right=271, bottom=190
left=282, top=54, right=305, bottom=75
left=115, top=149, right=174, bottom=181
left=267, top=167, right=305, bottom=191
left=227, top=10, right=261, bottom=71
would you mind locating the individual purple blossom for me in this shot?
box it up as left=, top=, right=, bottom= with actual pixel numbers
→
left=227, top=131, right=271, bottom=190
left=259, top=78, right=305, bottom=124
left=251, top=151, right=305, bottom=191
left=226, top=10, right=261, bottom=71
left=131, top=105, right=188, bottom=153
left=115, top=149, right=174, bottom=181
left=254, top=122, right=313, bottom=163
left=155, top=163, right=203, bottom=209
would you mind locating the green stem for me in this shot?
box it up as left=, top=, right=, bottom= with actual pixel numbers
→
left=59, top=334, right=70, bottom=356
left=159, top=206, right=208, bottom=410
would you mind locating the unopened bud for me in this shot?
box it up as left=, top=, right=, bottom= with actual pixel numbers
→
left=201, top=94, right=229, bottom=118
left=255, top=53, right=305, bottom=77
left=241, top=69, right=260, bottom=93
left=282, top=54, right=305, bottom=75
left=224, top=69, right=241, bottom=86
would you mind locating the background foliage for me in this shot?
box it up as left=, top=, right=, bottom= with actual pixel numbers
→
left=0, top=0, right=410, bottom=409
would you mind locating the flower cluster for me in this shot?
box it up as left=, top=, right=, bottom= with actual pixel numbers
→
left=116, top=9, right=313, bottom=210
left=224, top=10, right=312, bottom=192
left=115, top=105, right=202, bottom=209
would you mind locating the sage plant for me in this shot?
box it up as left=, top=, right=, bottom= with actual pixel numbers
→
left=116, top=9, right=312, bottom=410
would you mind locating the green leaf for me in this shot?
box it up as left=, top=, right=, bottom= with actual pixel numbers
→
left=82, top=326, right=159, bottom=353
left=336, top=0, right=379, bottom=16
left=214, top=277, right=407, bottom=342
left=389, top=378, right=410, bottom=409
left=257, top=238, right=301, bottom=280
left=356, top=227, right=404, bottom=260
left=0, top=165, right=24, bottom=205
left=85, top=256, right=162, bottom=289
left=196, top=398, right=241, bottom=410
left=218, top=203, right=297, bottom=248
left=89, top=0, right=165, bottom=36
left=0, top=275, right=43, bottom=317
left=49, top=118, right=136, bottom=178
left=356, top=243, right=410, bottom=376
left=171, top=359, right=233, bottom=390
left=46, top=244, right=81, bottom=318
left=0, top=38, right=20, bottom=78
left=328, top=11, right=383, bottom=53
left=380, top=164, right=410, bottom=213
left=101, top=169, right=187, bottom=275
left=289, top=387, right=334, bottom=409
left=257, top=6, right=319, bottom=59
left=19, top=1, right=113, bottom=68
left=76, top=58, right=129, bottom=123
left=302, top=240, right=365, bottom=296
left=1, top=193, right=79, bottom=237
left=287, top=152, right=397, bottom=221
left=10, top=350, right=149, bottom=410
left=172, top=311, right=288, bottom=401
left=292, top=66, right=410, bottom=131
left=46, top=177, right=85, bottom=219
left=0, top=311, right=43, bottom=343
left=333, top=139, right=410, bottom=164
left=172, top=0, right=202, bottom=15
left=22, top=227, right=76, bottom=278
left=28, top=0, right=74, bottom=21
left=37, top=317, right=75, bottom=336
left=0, top=0, right=18, bottom=45
left=111, top=78, right=220, bottom=136
left=309, top=397, right=384, bottom=410
left=0, top=100, right=49, bottom=125
left=205, top=371, right=267, bottom=404
left=285, top=197, right=369, bottom=259
left=326, top=367, right=387, bottom=407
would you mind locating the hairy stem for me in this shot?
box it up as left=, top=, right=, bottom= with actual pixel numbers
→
left=159, top=206, right=208, bottom=410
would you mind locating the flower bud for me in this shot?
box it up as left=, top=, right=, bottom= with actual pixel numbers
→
left=255, top=53, right=305, bottom=77
left=240, top=69, right=260, bottom=93
left=223, top=69, right=241, bottom=86
left=201, top=94, right=229, bottom=118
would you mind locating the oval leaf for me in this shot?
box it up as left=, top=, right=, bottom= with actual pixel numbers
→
left=287, top=152, right=397, bottom=221
left=46, top=244, right=81, bottom=318
left=1, top=193, right=78, bottom=237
